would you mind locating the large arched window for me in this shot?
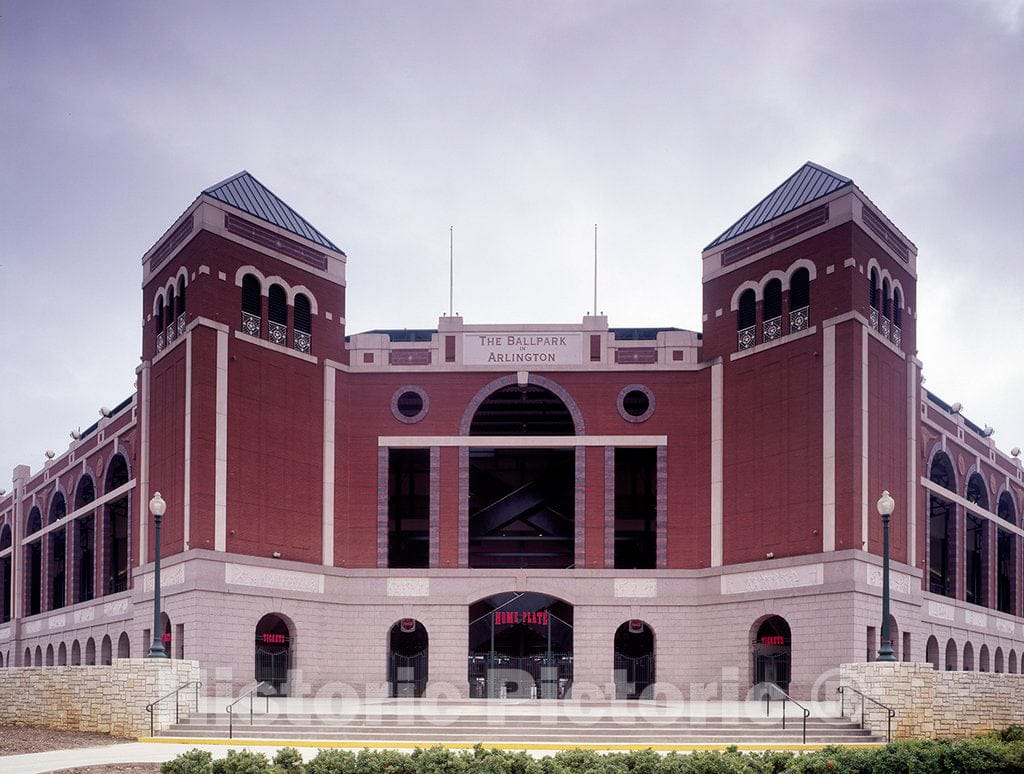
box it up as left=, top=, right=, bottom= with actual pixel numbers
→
left=25, top=507, right=43, bottom=616
left=267, top=284, right=288, bottom=346
left=241, top=274, right=262, bottom=337
left=48, top=493, right=67, bottom=611
left=997, top=492, right=1017, bottom=615
left=74, top=477, right=96, bottom=604
left=965, top=473, right=988, bottom=607
left=763, top=279, right=782, bottom=341
left=928, top=453, right=956, bottom=597
left=881, top=278, right=891, bottom=319
left=869, top=268, right=879, bottom=311
left=893, top=287, right=902, bottom=329
left=945, top=638, right=958, bottom=671
left=165, top=286, right=176, bottom=344
left=737, top=289, right=756, bottom=350
left=155, top=293, right=165, bottom=351
left=0, top=525, right=11, bottom=623
left=293, top=293, right=312, bottom=354
left=104, top=454, right=130, bottom=595
left=176, top=275, right=186, bottom=331
left=789, top=268, right=810, bottom=332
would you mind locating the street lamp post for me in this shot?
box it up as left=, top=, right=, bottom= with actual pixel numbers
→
left=146, top=492, right=168, bottom=658
left=876, top=490, right=896, bottom=662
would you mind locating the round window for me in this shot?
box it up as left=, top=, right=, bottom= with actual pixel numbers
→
left=617, top=384, right=655, bottom=423
left=391, top=386, right=429, bottom=423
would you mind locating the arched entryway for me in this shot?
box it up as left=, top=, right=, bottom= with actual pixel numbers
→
left=468, top=592, right=573, bottom=699
left=387, top=619, right=428, bottom=697
left=613, top=620, right=655, bottom=699
left=751, top=616, right=791, bottom=692
left=925, top=635, right=940, bottom=670
left=255, top=613, right=293, bottom=696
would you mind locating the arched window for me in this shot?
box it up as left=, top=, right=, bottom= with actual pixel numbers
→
left=925, top=635, right=940, bottom=670
left=0, top=525, right=10, bottom=622
left=763, top=279, right=782, bottom=341
left=928, top=453, right=956, bottom=597
left=945, top=638, right=958, bottom=671
left=101, top=634, right=112, bottom=666
left=963, top=641, right=974, bottom=671
left=34, top=646, right=42, bottom=667
left=155, top=293, right=165, bottom=350
left=241, top=274, right=262, bottom=337
left=71, top=640, right=81, bottom=665
left=789, top=268, right=810, bottom=332
left=965, top=473, right=988, bottom=607
left=881, top=278, right=891, bottom=319
left=997, top=492, right=1017, bottom=615
left=25, top=507, right=43, bottom=616
left=293, top=293, right=312, bottom=354
left=85, top=637, right=96, bottom=665
left=267, top=284, right=288, bottom=346
left=995, top=647, right=1005, bottom=673
left=104, top=455, right=130, bottom=595
left=117, top=631, right=131, bottom=659
left=979, top=644, right=990, bottom=672
left=1010, top=649, right=1019, bottom=674
left=45, top=644, right=54, bottom=666
left=58, top=642, right=67, bottom=665
left=893, top=288, right=902, bottom=328
left=737, top=289, right=756, bottom=350
left=48, top=494, right=67, bottom=610
left=176, top=276, right=186, bottom=321
left=869, top=268, right=879, bottom=310
left=75, top=476, right=95, bottom=509
left=165, top=286, right=176, bottom=344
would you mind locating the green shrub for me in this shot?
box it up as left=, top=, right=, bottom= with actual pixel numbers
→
left=162, top=748, right=214, bottom=774
left=272, top=746, right=306, bottom=773
left=306, top=748, right=357, bottom=774
left=212, top=749, right=272, bottom=774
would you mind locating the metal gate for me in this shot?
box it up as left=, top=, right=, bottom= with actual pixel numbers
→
left=614, top=652, right=654, bottom=699
left=255, top=646, right=291, bottom=695
left=467, top=653, right=572, bottom=699
left=388, top=650, right=428, bottom=697
left=753, top=649, right=791, bottom=692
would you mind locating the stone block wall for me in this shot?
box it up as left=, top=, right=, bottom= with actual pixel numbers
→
left=0, top=658, right=200, bottom=737
left=840, top=661, right=1024, bottom=740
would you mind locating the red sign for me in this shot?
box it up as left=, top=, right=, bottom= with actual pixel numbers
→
left=161, top=633, right=171, bottom=644
left=262, top=633, right=287, bottom=644
left=761, top=635, right=785, bottom=646
left=628, top=619, right=645, bottom=634
left=495, top=610, right=549, bottom=626
left=400, top=618, right=416, bottom=633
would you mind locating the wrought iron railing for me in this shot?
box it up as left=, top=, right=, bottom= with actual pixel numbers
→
left=165, top=324, right=176, bottom=345
left=145, top=680, right=201, bottom=737
left=241, top=311, right=261, bottom=338
left=763, top=316, right=782, bottom=342
left=177, top=313, right=185, bottom=338
left=293, top=330, right=311, bottom=354
left=738, top=325, right=756, bottom=350
left=838, top=684, right=896, bottom=742
left=268, top=320, right=287, bottom=346
left=790, top=305, right=810, bottom=332
left=156, top=331, right=165, bottom=353
left=226, top=681, right=270, bottom=739
left=881, top=317, right=890, bottom=338
left=891, top=325, right=901, bottom=347
left=761, top=682, right=811, bottom=744
left=870, top=308, right=879, bottom=330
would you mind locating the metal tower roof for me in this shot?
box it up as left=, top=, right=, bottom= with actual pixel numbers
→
left=204, top=171, right=342, bottom=252
left=706, top=162, right=853, bottom=249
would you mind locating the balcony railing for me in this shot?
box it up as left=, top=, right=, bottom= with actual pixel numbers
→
left=156, top=331, right=165, bottom=353
left=293, top=330, right=311, bottom=354
left=892, top=325, right=901, bottom=347
left=241, top=311, right=261, bottom=338
left=268, top=320, right=287, bottom=347
left=870, top=308, right=879, bottom=330
left=763, top=316, right=782, bottom=342
left=165, top=324, right=176, bottom=345
left=738, top=325, right=756, bottom=350
left=790, top=306, right=810, bottom=332
left=881, top=317, right=890, bottom=338
left=177, top=313, right=185, bottom=338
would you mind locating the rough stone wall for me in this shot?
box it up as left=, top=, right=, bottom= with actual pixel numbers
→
left=840, top=661, right=1024, bottom=740
left=0, top=658, right=199, bottom=737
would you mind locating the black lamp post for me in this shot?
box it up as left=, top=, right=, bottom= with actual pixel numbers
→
left=876, top=490, right=896, bottom=662
left=146, top=491, right=168, bottom=658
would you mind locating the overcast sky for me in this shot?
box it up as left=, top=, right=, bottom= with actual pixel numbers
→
left=1, top=0, right=1022, bottom=484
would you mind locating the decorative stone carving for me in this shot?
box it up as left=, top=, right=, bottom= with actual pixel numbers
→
left=103, top=599, right=130, bottom=617
left=965, top=610, right=988, bottom=628
left=47, top=614, right=66, bottom=630
left=225, top=563, right=324, bottom=594
left=23, top=621, right=42, bottom=634
left=721, top=564, right=823, bottom=594
left=142, top=563, right=186, bottom=593
left=387, top=578, right=430, bottom=597
left=927, top=600, right=955, bottom=621
left=614, top=578, right=657, bottom=598
left=0, top=627, right=10, bottom=641
left=996, top=618, right=1015, bottom=635
left=866, top=565, right=913, bottom=595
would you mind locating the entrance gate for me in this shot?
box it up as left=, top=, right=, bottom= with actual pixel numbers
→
left=388, top=619, right=428, bottom=697
left=468, top=592, right=573, bottom=699
left=752, top=616, right=791, bottom=693
left=255, top=614, right=292, bottom=696
left=613, top=619, right=655, bottom=699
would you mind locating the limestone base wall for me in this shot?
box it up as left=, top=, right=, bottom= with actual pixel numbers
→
left=840, top=661, right=1024, bottom=740
left=0, top=658, right=200, bottom=738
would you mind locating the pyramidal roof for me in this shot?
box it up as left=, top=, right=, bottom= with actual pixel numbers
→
left=204, top=171, right=341, bottom=253
left=706, top=162, right=852, bottom=249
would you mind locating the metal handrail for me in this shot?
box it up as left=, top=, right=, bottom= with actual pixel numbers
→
left=226, top=681, right=270, bottom=739
left=761, top=682, right=811, bottom=744
left=145, top=680, right=202, bottom=737
left=838, top=684, right=896, bottom=743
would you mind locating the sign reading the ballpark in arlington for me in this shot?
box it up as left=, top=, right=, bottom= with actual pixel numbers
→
left=463, top=332, right=582, bottom=365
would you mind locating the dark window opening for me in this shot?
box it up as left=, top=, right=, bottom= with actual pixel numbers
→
left=965, top=515, right=987, bottom=607
left=49, top=529, right=66, bottom=610
left=76, top=515, right=95, bottom=603
left=27, top=507, right=41, bottom=535
left=869, top=269, right=879, bottom=309
left=1, top=554, right=11, bottom=622
left=469, top=449, right=574, bottom=569
left=293, top=293, right=311, bottom=333
left=997, top=529, right=1014, bottom=614
left=105, top=497, right=129, bottom=595
left=396, top=391, right=424, bottom=418
left=268, top=284, right=287, bottom=324
left=621, top=389, right=650, bottom=418
left=388, top=449, right=430, bottom=569
left=738, top=289, right=756, bottom=330
left=155, top=297, right=164, bottom=334
left=26, top=542, right=42, bottom=616
left=928, top=454, right=956, bottom=597
left=388, top=620, right=428, bottom=697
left=470, top=385, right=574, bottom=436
left=49, top=493, right=66, bottom=524
left=75, top=477, right=95, bottom=509
left=614, top=621, right=655, bottom=699
left=106, top=454, right=129, bottom=492
left=242, top=274, right=261, bottom=315
left=763, top=278, right=782, bottom=319
left=893, top=288, right=902, bottom=327
left=177, top=276, right=186, bottom=318
left=614, top=448, right=656, bottom=569
left=882, top=278, right=891, bottom=319
left=165, top=287, right=175, bottom=329
left=997, top=492, right=1016, bottom=525
left=790, top=268, right=810, bottom=309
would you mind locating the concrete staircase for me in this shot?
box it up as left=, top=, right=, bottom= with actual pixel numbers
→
left=158, top=699, right=883, bottom=746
